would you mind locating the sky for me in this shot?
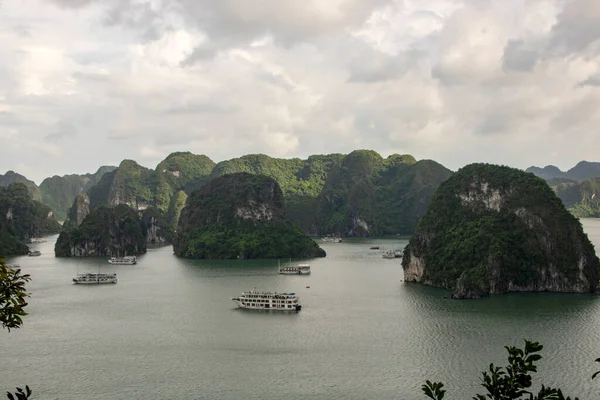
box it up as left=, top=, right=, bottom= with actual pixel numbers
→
left=1, top=0, right=600, bottom=184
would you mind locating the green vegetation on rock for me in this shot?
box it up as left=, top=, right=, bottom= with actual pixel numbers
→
left=0, top=183, right=61, bottom=256
left=166, top=190, right=187, bottom=232
left=402, top=163, right=600, bottom=299
left=55, top=204, right=147, bottom=257
left=317, top=151, right=451, bottom=236
left=39, top=166, right=115, bottom=221
left=552, top=177, right=600, bottom=218
left=210, top=151, right=450, bottom=236
left=173, top=173, right=326, bottom=259
left=0, top=171, right=41, bottom=202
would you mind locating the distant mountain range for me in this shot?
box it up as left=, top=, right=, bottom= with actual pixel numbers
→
left=3, top=155, right=600, bottom=243
left=1, top=150, right=455, bottom=240
left=526, top=161, right=600, bottom=181
left=527, top=161, right=600, bottom=218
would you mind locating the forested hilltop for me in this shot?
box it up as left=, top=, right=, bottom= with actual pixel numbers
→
left=209, top=151, right=452, bottom=236
left=173, top=173, right=326, bottom=259
left=403, top=163, right=600, bottom=299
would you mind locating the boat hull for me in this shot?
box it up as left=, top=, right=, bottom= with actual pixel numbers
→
left=73, top=280, right=117, bottom=284
left=278, top=270, right=311, bottom=275
left=108, top=261, right=136, bottom=265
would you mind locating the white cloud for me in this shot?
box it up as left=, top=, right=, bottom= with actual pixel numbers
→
left=0, top=0, right=599, bottom=183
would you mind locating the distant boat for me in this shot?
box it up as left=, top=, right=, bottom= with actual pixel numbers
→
left=29, top=238, right=46, bottom=244
left=279, top=260, right=311, bottom=275
left=322, top=237, right=342, bottom=243
left=108, top=256, right=137, bottom=265
left=370, top=245, right=380, bottom=250
left=231, top=289, right=302, bottom=311
left=73, top=273, right=117, bottom=285
left=382, top=250, right=395, bottom=259
left=28, top=250, right=41, bottom=257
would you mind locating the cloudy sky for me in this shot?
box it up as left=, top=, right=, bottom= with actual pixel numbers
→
left=1, top=0, right=599, bottom=183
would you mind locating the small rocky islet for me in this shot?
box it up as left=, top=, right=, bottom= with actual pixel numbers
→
left=173, top=173, right=326, bottom=259
left=402, top=163, right=600, bottom=299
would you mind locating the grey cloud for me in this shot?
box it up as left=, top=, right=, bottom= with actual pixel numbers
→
left=578, top=75, right=600, bottom=87
left=48, top=0, right=392, bottom=50
left=502, top=40, right=538, bottom=72
left=548, top=0, right=600, bottom=55
left=47, top=0, right=108, bottom=9
left=45, top=121, right=78, bottom=141
left=180, top=43, right=219, bottom=66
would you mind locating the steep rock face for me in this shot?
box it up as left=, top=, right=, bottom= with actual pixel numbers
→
left=0, top=183, right=62, bottom=255
left=166, top=190, right=187, bottom=232
left=55, top=204, right=147, bottom=257
left=141, top=207, right=171, bottom=244
left=553, top=177, right=600, bottom=218
left=402, top=163, right=600, bottom=299
left=173, top=173, right=326, bottom=259
left=66, top=194, right=91, bottom=227
left=86, top=154, right=214, bottom=217
left=88, top=160, right=155, bottom=210
left=317, top=151, right=452, bottom=237
left=39, top=166, right=116, bottom=221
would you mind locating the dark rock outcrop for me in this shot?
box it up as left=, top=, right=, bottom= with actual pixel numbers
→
left=402, top=163, right=600, bottom=299
left=55, top=204, right=147, bottom=257
left=173, top=173, right=326, bottom=259
left=141, top=207, right=171, bottom=244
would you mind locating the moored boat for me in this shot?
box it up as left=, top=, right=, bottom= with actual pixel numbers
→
left=370, top=245, right=380, bottom=250
left=231, top=289, right=302, bottom=311
left=28, top=250, right=41, bottom=257
left=29, top=238, right=46, bottom=244
left=279, top=263, right=311, bottom=275
left=72, top=273, right=117, bottom=284
left=382, top=250, right=395, bottom=259
left=108, top=256, right=137, bottom=265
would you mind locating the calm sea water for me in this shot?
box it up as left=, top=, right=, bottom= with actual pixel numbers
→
left=2, top=220, right=600, bottom=400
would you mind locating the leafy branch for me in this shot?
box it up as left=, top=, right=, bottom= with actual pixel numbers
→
left=422, top=340, right=579, bottom=400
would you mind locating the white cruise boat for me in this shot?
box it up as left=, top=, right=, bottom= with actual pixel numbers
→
left=321, top=237, right=342, bottom=243
left=279, top=262, right=311, bottom=275
left=231, top=289, right=302, bottom=311
left=108, top=256, right=137, bottom=265
left=382, top=250, right=396, bottom=259
left=73, top=273, right=117, bottom=284
left=29, top=238, right=46, bottom=244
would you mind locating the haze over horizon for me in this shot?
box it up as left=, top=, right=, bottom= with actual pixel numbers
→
left=1, top=0, right=600, bottom=183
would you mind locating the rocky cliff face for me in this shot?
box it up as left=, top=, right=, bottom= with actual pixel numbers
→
left=39, top=166, right=116, bottom=221
left=0, top=183, right=62, bottom=255
left=141, top=207, right=171, bottom=244
left=67, top=194, right=91, bottom=227
left=174, top=173, right=326, bottom=259
left=55, top=204, right=147, bottom=257
left=402, top=163, right=600, bottom=299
